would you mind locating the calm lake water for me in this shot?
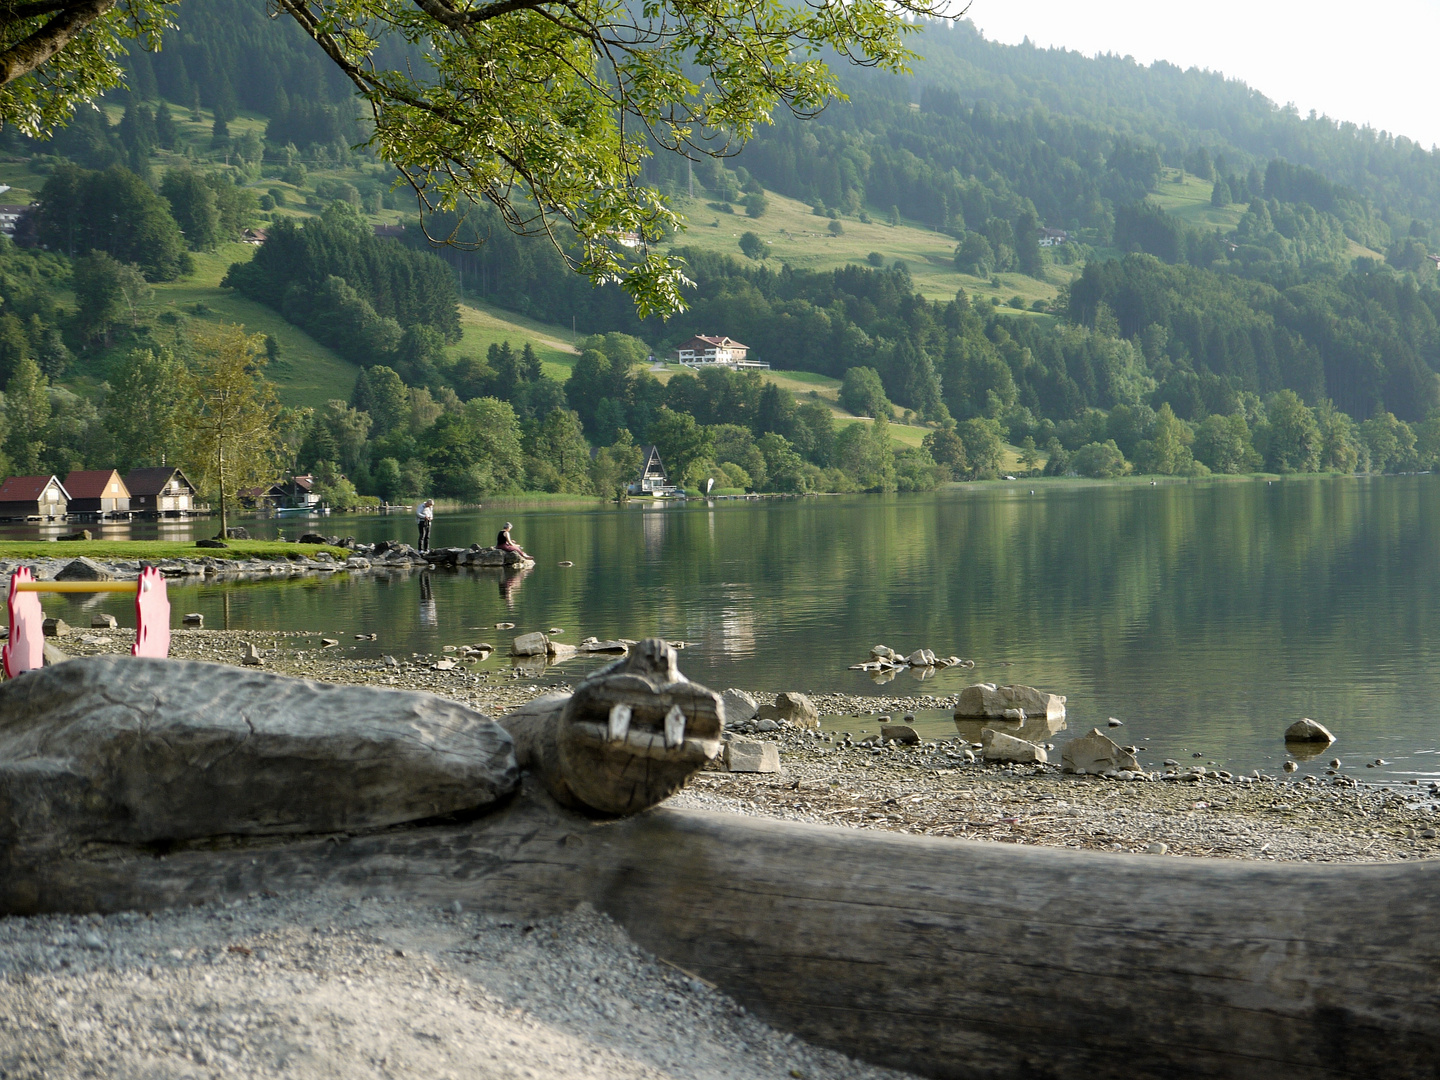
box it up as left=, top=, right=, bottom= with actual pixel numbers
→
left=14, top=477, right=1440, bottom=784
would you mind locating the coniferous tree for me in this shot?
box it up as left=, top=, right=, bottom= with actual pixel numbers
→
left=160, top=168, right=221, bottom=251
left=154, top=103, right=178, bottom=150
left=520, top=342, right=543, bottom=383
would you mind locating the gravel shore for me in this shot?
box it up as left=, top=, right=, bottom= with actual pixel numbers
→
left=51, top=627, right=1440, bottom=864
left=0, top=892, right=918, bottom=1080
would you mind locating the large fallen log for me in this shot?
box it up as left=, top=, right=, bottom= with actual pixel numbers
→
left=3, top=790, right=1437, bottom=1079
left=2, top=650, right=1438, bottom=1080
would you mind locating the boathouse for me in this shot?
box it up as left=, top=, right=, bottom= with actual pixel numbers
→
left=629, top=445, right=677, bottom=496
left=239, top=482, right=287, bottom=511
left=125, top=466, right=200, bottom=517
left=64, top=469, right=131, bottom=517
left=0, top=474, right=69, bottom=521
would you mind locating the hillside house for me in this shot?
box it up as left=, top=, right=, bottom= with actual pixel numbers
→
left=1038, top=227, right=1069, bottom=247
left=0, top=475, right=69, bottom=521
left=64, top=469, right=131, bottom=517
left=673, top=335, right=768, bottom=370
left=628, top=445, right=678, bottom=496
left=125, top=467, right=200, bottom=517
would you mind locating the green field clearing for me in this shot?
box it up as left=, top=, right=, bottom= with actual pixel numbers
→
left=664, top=187, right=1071, bottom=306
left=1151, top=168, right=1246, bottom=231
left=143, top=243, right=361, bottom=410
left=452, top=298, right=580, bottom=380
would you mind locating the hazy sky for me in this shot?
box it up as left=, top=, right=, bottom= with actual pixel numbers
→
left=963, top=0, right=1440, bottom=148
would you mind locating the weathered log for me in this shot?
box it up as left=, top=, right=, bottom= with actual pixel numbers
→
left=4, top=653, right=1439, bottom=1079
left=2, top=792, right=1437, bottom=1080
left=500, top=639, right=723, bottom=815
left=0, top=656, right=518, bottom=860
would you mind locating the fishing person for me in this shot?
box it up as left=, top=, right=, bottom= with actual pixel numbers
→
left=416, top=499, right=434, bottom=552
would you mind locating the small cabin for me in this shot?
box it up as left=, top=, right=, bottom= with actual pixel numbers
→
left=629, top=445, right=677, bottom=496
left=125, top=466, right=199, bottom=517
left=64, top=469, right=131, bottom=516
left=286, top=474, right=321, bottom=508
left=0, top=474, right=69, bottom=521
left=239, top=482, right=287, bottom=510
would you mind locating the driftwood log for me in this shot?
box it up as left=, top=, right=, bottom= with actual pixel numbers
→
left=2, top=647, right=1439, bottom=1079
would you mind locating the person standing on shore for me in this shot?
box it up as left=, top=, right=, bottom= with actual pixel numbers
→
left=416, top=499, right=434, bottom=552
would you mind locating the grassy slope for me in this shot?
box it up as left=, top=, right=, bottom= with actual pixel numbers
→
left=1150, top=168, right=1246, bottom=230
left=664, top=187, right=1073, bottom=306
left=146, top=244, right=362, bottom=411
left=1151, top=168, right=1386, bottom=260
left=0, top=540, right=352, bottom=560
left=451, top=297, right=581, bottom=380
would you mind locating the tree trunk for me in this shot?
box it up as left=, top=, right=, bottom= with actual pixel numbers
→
left=5, top=646, right=1439, bottom=1079
left=216, top=436, right=227, bottom=537
left=5, top=795, right=1439, bottom=1080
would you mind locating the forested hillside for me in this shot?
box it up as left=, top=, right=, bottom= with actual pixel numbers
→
left=3, top=1, right=1440, bottom=505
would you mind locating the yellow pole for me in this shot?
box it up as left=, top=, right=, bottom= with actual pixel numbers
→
left=13, top=581, right=141, bottom=593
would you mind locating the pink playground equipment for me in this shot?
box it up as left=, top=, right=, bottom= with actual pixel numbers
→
left=3, top=565, right=170, bottom=677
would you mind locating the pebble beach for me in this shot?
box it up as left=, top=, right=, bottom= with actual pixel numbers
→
left=5, top=608, right=1440, bottom=1079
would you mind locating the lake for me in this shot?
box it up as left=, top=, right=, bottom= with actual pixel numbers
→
left=14, top=477, right=1440, bottom=784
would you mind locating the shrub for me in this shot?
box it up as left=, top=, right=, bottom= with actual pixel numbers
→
left=1071, top=440, right=1127, bottom=478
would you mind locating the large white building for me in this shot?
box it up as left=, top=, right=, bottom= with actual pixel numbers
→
left=672, top=335, right=767, bottom=369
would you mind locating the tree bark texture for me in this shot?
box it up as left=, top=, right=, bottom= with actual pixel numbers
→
left=0, top=0, right=114, bottom=87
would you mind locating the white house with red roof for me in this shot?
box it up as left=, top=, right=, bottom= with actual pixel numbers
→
left=672, top=335, right=768, bottom=370
left=0, top=474, right=69, bottom=521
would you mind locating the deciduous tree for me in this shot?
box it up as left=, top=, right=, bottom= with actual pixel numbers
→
left=1, top=0, right=942, bottom=315
left=180, top=324, right=283, bottom=536
left=104, top=346, right=186, bottom=471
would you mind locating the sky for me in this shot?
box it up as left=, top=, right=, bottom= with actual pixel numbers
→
left=962, top=0, right=1440, bottom=148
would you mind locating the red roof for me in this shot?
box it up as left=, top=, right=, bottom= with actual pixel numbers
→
left=63, top=469, right=128, bottom=499
left=0, top=475, right=67, bottom=502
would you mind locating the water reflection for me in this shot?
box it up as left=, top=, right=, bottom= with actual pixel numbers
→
left=20, top=477, right=1440, bottom=781
left=499, top=566, right=531, bottom=608
left=955, top=713, right=1068, bottom=745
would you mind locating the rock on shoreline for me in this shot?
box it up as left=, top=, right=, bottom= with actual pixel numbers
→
left=41, top=630, right=1440, bottom=864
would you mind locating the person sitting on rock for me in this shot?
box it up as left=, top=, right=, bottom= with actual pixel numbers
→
left=496, top=521, right=531, bottom=560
